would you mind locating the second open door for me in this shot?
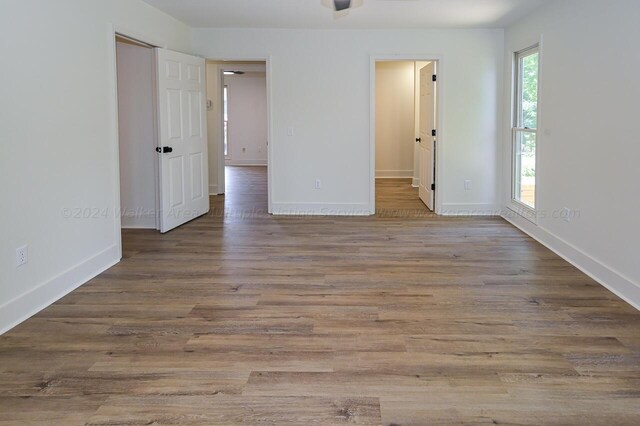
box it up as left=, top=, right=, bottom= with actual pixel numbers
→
left=156, top=48, right=210, bottom=233
left=418, top=62, right=436, bottom=211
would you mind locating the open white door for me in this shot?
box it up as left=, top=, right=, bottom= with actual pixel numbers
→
left=155, top=48, right=209, bottom=233
left=418, top=63, right=436, bottom=211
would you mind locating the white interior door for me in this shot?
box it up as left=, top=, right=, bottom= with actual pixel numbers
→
left=156, top=48, right=209, bottom=233
left=418, top=63, right=436, bottom=211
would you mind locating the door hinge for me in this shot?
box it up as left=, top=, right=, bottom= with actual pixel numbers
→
left=431, top=183, right=436, bottom=191
left=432, top=129, right=437, bottom=137
left=432, top=74, right=437, bottom=82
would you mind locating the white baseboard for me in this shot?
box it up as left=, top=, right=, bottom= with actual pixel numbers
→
left=209, top=184, right=219, bottom=195
left=121, top=213, right=156, bottom=229
left=441, top=203, right=502, bottom=216
left=225, top=160, right=267, bottom=166
left=503, top=212, right=640, bottom=311
left=412, top=178, right=419, bottom=188
left=272, top=202, right=373, bottom=216
left=0, top=245, right=120, bottom=335
left=376, top=170, right=414, bottom=179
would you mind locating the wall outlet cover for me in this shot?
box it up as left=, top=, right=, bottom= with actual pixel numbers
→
left=16, top=245, right=28, bottom=267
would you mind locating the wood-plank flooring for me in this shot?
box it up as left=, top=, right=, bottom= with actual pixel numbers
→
left=375, top=178, right=431, bottom=216
left=1, top=166, right=639, bottom=425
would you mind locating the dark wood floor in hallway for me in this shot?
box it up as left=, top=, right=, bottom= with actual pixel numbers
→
left=1, top=166, right=639, bottom=425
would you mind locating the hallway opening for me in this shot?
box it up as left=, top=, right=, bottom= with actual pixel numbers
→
left=372, top=58, right=439, bottom=216
left=205, top=60, right=270, bottom=214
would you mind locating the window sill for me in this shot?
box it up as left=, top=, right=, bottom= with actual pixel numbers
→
left=506, top=200, right=537, bottom=225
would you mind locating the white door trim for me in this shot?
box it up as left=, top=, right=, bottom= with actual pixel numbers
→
left=108, top=24, right=166, bottom=260
left=369, top=54, right=444, bottom=215
left=209, top=57, right=273, bottom=214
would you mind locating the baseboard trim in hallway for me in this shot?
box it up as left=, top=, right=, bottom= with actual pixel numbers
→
left=271, top=202, right=373, bottom=216
left=441, top=203, right=502, bottom=216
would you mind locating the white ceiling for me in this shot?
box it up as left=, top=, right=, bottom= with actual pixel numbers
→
left=143, top=0, right=553, bottom=29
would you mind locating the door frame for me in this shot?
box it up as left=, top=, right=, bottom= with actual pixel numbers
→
left=207, top=57, right=274, bottom=214
left=109, top=24, right=168, bottom=259
left=369, top=55, right=444, bottom=215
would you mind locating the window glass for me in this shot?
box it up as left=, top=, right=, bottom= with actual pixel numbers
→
left=520, top=52, right=539, bottom=129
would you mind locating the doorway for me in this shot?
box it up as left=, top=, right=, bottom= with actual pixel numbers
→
left=115, top=35, right=158, bottom=233
left=114, top=31, right=210, bottom=253
left=205, top=61, right=270, bottom=214
left=371, top=58, right=440, bottom=216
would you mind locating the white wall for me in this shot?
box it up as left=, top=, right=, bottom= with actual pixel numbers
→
left=192, top=29, right=504, bottom=215
left=0, top=0, right=191, bottom=333
left=225, top=72, right=268, bottom=166
left=502, top=0, right=640, bottom=308
left=375, top=61, right=415, bottom=178
left=116, top=41, right=157, bottom=229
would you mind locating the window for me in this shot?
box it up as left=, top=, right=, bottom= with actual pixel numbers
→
left=512, top=45, right=539, bottom=211
left=223, top=85, right=229, bottom=159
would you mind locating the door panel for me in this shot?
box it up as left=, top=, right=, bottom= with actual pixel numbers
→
left=167, top=89, right=182, bottom=139
left=190, top=152, right=204, bottom=200
left=418, top=63, right=435, bottom=211
left=188, top=91, right=202, bottom=137
left=165, top=60, right=180, bottom=79
left=156, top=48, right=209, bottom=233
left=187, top=64, right=201, bottom=82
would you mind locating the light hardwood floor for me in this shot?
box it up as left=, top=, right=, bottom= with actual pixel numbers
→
left=1, top=166, right=639, bottom=425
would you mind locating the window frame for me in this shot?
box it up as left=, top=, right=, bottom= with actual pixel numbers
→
left=223, top=85, right=230, bottom=160
left=511, top=44, right=540, bottom=217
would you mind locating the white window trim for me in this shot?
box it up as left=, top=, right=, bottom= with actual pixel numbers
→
left=507, top=43, right=541, bottom=223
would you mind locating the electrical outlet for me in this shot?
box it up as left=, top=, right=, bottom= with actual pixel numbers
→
left=561, top=207, right=572, bottom=222
left=287, top=127, right=295, bottom=136
left=16, top=245, right=28, bottom=267
left=314, top=179, right=322, bottom=190
left=464, top=180, right=472, bottom=191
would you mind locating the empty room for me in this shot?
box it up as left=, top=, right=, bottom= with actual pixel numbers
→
left=1, top=0, right=639, bottom=424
